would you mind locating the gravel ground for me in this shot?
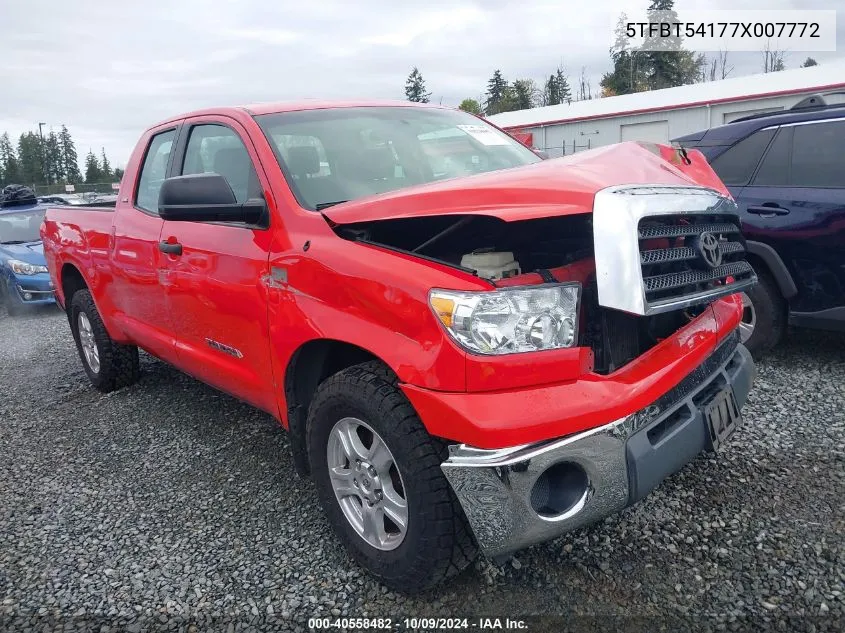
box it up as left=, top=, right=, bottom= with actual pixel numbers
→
left=0, top=305, right=843, bottom=632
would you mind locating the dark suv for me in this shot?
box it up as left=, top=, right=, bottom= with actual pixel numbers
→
left=674, top=97, right=845, bottom=354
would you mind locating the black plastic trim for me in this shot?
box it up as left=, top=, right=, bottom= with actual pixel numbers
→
left=745, top=240, right=798, bottom=299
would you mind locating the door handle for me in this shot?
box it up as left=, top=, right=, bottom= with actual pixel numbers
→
left=747, top=204, right=790, bottom=216
left=158, top=240, right=183, bottom=255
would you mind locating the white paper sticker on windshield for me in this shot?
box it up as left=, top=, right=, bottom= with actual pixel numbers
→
left=457, top=124, right=510, bottom=146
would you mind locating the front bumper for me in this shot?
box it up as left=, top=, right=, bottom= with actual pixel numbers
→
left=7, top=274, right=56, bottom=306
left=441, top=331, right=754, bottom=558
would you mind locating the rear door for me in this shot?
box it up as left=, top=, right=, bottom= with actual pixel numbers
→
left=159, top=116, right=278, bottom=414
left=110, top=125, right=180, bottom=362
left=735, top=119, right=845, bottom=312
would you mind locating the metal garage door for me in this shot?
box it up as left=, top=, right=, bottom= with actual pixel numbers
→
left=620, top=120, right=669, bottom=143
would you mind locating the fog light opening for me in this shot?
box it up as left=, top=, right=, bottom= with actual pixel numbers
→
left=530, top=461, right=589, bottom=520
left=23, top=292, right=33, bottom=301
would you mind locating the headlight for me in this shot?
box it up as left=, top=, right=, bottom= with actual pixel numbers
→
left=7, top=259, right=48, bottom=275
left=429, top=284, right=580, bottom=355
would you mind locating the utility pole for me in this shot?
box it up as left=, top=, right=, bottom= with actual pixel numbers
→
left=38, top=122, right=47, bottom=185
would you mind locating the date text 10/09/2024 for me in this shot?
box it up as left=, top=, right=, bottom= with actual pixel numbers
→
left=307, top=617, right=529, bottom=630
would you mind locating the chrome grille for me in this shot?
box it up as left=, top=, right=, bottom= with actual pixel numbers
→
left=638, top=214, right=756, bottom=311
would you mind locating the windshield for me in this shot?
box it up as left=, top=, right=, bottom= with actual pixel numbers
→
left=255, top=106, right=540, bottom=211
left=0, top=208, right=47, bottom=244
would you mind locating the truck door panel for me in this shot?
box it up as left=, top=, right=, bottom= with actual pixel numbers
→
left=110, top=127, right=178, bottom=362
left=160, top=119, right=277, bottom=414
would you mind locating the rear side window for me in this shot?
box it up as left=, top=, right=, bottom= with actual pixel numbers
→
left=791, top=120, right=845, bottom=188
left=709, top=128, right=775, bottom=185
left=753, top=127, right=792, bottom=186
left=135, top=130, right=176, bottom=213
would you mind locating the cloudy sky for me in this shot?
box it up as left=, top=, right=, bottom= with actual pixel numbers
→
left=1, top=0, right=841, bottom=168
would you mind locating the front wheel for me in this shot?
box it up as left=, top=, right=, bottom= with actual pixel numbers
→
left=69, top=289, right=140, bottom=392
left=307, top=363, right=477, bottom=593
left=739, top=271, right=785, bottom=356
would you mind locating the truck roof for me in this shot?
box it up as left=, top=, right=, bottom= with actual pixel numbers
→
left=153, top=100, right=447, bottom=128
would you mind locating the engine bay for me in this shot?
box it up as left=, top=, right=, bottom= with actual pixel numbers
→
left=333, top=213, right=700, bottom=374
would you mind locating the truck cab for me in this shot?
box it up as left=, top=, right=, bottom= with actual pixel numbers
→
left=42, top=102, right=755, bottom=592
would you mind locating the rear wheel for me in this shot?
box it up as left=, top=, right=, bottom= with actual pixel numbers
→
left=740, top=271, right=785, bottom=356
left=307, top=363, right=477, bottom=593
left=69, top=289, right=140, bottom=392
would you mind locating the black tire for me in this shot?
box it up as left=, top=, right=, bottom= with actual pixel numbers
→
left=307, top=363, right=477, bottom=593
left=741, top=270, right=786, bottom=356
left=69, top=289, right=140, bottom=392
left=2, top=281, right=23, bottom=316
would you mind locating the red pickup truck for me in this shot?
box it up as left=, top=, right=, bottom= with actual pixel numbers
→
left=41, top=101, right=756, bottom=592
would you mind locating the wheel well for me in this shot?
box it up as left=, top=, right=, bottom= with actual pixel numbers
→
left=284, top=340, right=395, bottom=476
left=61, top=264, right=88, bottom=309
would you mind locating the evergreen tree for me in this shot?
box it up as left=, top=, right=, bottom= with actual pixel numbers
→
left=100, top=148, right=112, bottom=180
left=802, top=57, right=818, bottom=67
left=640, top=0, right=703, bottom=90
left=484, top=70, right=509, bottom=115
left=600, top=13, right=644, bottom=96
left=511, top=79, right=537, bottom=110
left=46, top=130, right=63, bottom=184
left=59, top=125, right=81, bottom=184
left=458, top=98, right=482, bottom=115
left=84, top=150, right=101, bottom=184
left=0, top=133, right=22, bottom=185
left=113, top=167, right=125, bottom=181
left=555, top=66, right=572, bottom=104
left=543, top=74, right=560, bottom=106
left=17, top=132, right=45, bottom=185
left=404, top=67, right=431, bottom=103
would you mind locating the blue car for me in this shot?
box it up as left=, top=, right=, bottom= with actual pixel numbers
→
left=0, top=200, right=55, bottom=315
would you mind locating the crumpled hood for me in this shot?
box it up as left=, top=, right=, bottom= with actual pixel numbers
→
left=323, top=141, right=729, bottom=225
left=0, top=241, right=45, bottom=265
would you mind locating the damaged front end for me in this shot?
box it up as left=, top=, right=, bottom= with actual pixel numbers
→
left=328, top=184, right=756, bottom=374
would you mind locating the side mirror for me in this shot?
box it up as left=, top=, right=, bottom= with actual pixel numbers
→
left=158, top=173, right=265, bottom=224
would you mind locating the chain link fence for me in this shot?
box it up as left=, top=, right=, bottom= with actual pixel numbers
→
left=535, top=138, right=593, bottom=159
left=31, top=182, right=120, bottom=196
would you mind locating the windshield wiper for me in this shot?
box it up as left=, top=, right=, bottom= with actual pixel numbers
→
left=0, top=240, right=27, bottom=245
left=315, top=200, right=349, bottom=211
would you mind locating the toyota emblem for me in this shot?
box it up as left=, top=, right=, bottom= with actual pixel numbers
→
left=696, top=232, right=723, bottom=268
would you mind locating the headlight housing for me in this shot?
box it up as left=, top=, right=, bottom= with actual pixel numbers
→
left=429, top=284, right=580, bottom=355
left=7, top=259, right=48, bottom=275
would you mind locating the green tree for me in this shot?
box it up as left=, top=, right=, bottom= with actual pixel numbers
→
left=59, top=125, right=81, bottom=184
left=640, top=0, right=704, bottom=90
left=484, top=69, right=509, bottom=115
left=84, top=150, right=101, bottom=184
left=600, top=13, right=645, bottom=96
left=511, top=79, right=537, bottom=110
left=405, top=67, right=431, bottom=103
left=113, top=167, right=125, bottom=181
left=458, top=98, right=482, bottom=115
left=0, top=133, right=21, bottom=185
left=17, top=132, right=45, bottom=185
left=802, top=57, right=818, bottom=67
left=544, top=65, right=572, bottom=105
left=46, top=130, right=63, bottom=184
left=100, top=148, right=112, bottom=180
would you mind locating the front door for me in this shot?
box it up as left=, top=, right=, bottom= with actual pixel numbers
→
left=159, top=118, right=278, bottom=413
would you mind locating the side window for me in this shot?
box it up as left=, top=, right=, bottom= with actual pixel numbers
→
left=753, top=127, right=792, bottom=186
left=709, top=128, right=775, bottom=186
left=791, top=120, right=845, bottom=188
left=135, top=129, right=175, bottom=213
left=182, top=124, right=261, bottom=203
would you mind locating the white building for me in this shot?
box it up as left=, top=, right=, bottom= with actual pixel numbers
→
left=489, top=61, right=845, bottom=157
